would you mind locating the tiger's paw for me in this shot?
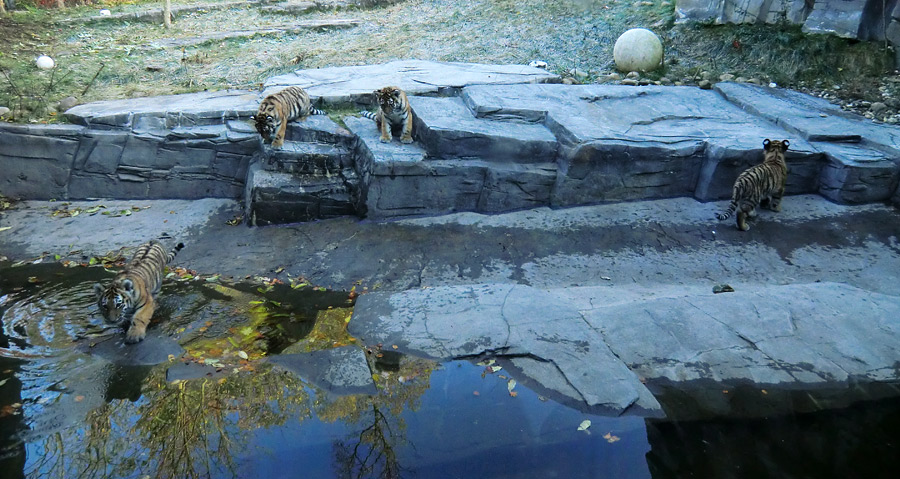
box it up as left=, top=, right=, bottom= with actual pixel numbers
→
left=400, top=137, right=413, bottom=144
left=124, top=328, right=146, bottom=344
left=379, top=136, right=391, bottom=143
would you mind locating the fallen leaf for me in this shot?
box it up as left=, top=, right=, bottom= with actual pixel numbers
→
left=0, top=378, right=8, bottom=387
left=490, top=365, right=502, bottom=373
left=237, top=350, right=249, bottom=360
left=578, top=420, right=591, bottom=431
left=601, top=276, right=611, bottom=280
left=0, top=227, right=11, bottom=233
left=167, top=354, right=175, bottom=362
left=603, top=432, right=620, bottom=443
left=391, top=344, right=398, bottom=350
left=473, top=390, right=480, bottom=396
left=74, top=395, right=85, bottom=402
left=507, top=378, right=517, bottom=395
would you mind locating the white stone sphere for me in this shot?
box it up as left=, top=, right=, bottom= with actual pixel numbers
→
left=613, top=28, right=663, bottom=73
left=36, top=55, right=55, bottom=70
left=99, top=9, right=111, bottom=16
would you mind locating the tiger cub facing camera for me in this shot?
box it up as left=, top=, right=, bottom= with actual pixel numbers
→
left=93, top=240, right=184, bottom=344
left=360, top=86, right=414, bottom=144
left=253, top=86, right=326, bottom=148
left=716, top=139, right=790, bottom=231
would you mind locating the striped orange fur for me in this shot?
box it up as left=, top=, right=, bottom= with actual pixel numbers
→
left=93, top=241, right=184, bottom=343
left=253, top=86, right=325, bottom=148
left=360, top=86, right=413, bottom=144
left=716, top=139, right=790, bottom=231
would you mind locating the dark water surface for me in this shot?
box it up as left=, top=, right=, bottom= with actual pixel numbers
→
left=1, top=263, right=899, bottom=478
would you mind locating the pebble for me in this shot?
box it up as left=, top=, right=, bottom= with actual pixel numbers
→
left=562, top=77, right=578, bottom=85
left=735, top=77, right=747, bottom=83
left=58, top=96, right=78, bottom=111
left=626, top=71, right=640, bottom=80
left=607, top=72, right=621, bottom=81
left=719, top=73, right=735, bottom=82
left=638, top=79, right=651, bottom=86
left=870, top=102, right=888, bottom=116
left=659, top=77, right=671, bottom=84
left=570, top=68, right=589, bottom=80
left=0, top=106, right=10, bottom=118
left=698, top=80, right=712, bottom=90
left=621, top=79, right=639, bottom=86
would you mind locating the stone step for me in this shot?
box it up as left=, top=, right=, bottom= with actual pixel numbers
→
left=408, top=96, right=558, bottom=163
left=344, top=115, right=556, bottom=219
left=264, top=141, right=353, bottom=176
left=244, top=164, right=359, bottom=226
left=284, top=115, right=356, bottom=147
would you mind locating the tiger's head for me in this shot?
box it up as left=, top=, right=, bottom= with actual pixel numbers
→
left=93, top=279, right=136, bottom=326
left=763, top=138, right=790, bottom=159
left=374, top=86, right=404, bottom=113
left=252, top=113, right=276, bottom=142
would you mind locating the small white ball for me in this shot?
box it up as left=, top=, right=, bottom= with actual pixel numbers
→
left=99, top=9, right=111, bottom=16
left=36, top=55, right=55, bottom=70
left=613, top=28, right=664, bottom=73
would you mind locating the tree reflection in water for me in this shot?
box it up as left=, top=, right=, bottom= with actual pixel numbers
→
left=21, top=354, right=436, bottom=479
left=325, top=354, right=435, bottom=479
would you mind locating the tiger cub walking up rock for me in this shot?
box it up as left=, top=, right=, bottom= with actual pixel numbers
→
left=717, top=139, right=790, bottom=231
left=93, top=240, right=184, bottom=344
left=360, top=86, right=414, bottom=144
left=253, top=86, right=326, bottom=148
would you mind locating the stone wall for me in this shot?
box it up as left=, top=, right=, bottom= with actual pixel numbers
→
left=676, top=0, right=900, bottom=51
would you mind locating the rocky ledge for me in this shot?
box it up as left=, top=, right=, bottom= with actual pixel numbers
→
left=1, top=60, right=898, bottom=223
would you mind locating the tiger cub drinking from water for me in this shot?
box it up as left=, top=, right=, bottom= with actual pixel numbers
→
left=360, top=86, right=414, bottom=144
left=93, top=240, right=184, bottom=344
left=253, top=86, right=325, bottom=148
left=716, top=139, right=790, bottom=231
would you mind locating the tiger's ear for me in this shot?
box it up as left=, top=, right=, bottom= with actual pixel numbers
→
left=782, top=139, right=790, bottom=148
left=763, top=138, right=771, bottom=148
left=121, top=279, right=134, bottom=292
left=93, top=283, right=104, bottom=298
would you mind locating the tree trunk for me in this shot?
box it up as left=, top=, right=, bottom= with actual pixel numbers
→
left=0, top=0, right=7, bottom=17
left=164, top=0, right=172, bottom=28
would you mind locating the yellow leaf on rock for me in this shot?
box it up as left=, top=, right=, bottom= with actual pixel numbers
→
left=577, top=420, right=591, bottom=431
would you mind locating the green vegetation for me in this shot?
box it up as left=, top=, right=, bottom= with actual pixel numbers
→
left=0, top=0, right=895, bottom=122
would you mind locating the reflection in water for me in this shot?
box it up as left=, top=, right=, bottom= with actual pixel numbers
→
left=646, top=392, right=900, bottom=479
left=4, top=264, right=900, bottom=478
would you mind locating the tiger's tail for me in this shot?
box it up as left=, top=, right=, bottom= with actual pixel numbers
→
left=167, top=242, right=185, bottom=263
left=716, top=201, right=737, bottom=221
left=310, top=107, right=326, bottom=116
left=359, top=111, right=378, bottom=121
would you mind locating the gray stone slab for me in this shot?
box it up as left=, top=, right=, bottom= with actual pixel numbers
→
left=285, top=115, right=356, bottom=147
left=584, top=282, right=900, bottom=385
left=350, top=284, right=660, bottom=413
left=150, top=20, right=361, bottom=49
left=264, top=60, right=560, bottom=105
left=816, top=142, right=900, bottom=203
left=82, top=334, right=185, bottom=366
left=65, top=90, right=260, bottom=129
left=265, top=141, right=353, bottom=174
left=460, top=83, right=823, bottom=203
left=268, top=346, right=377, bottom=395
left=410, top=96, right=558, bottom=162
left=675, top=0, right=813, bottom=25
left=247, top=168, right=358, bottom=225
left=802, top=0, right=866, bottom=38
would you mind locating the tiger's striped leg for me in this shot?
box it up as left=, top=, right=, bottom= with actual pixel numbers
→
left=273, top=119, right=287, bottom=148
left=770, top=189, right=785, bottom=212
left=736, top=211, right=750, bottom=231
left=377, top=115, right=392, bottom=143
left=125, top=300, right=155, bottom=343
left=400, top=113, right=413, bottom=144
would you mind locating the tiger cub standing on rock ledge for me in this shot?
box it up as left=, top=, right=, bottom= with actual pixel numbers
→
left=360, top=86, right=414, bottom=144
left=253, top=86, right=326, bottom=148
left=716, top=139, right=790, bottom=231
left=93, top=240, right=184, bottom=344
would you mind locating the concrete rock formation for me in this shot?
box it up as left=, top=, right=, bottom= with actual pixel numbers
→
left=1, top=61, right=899, bottom=225
left=675, top=0, right=900, bottom=52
